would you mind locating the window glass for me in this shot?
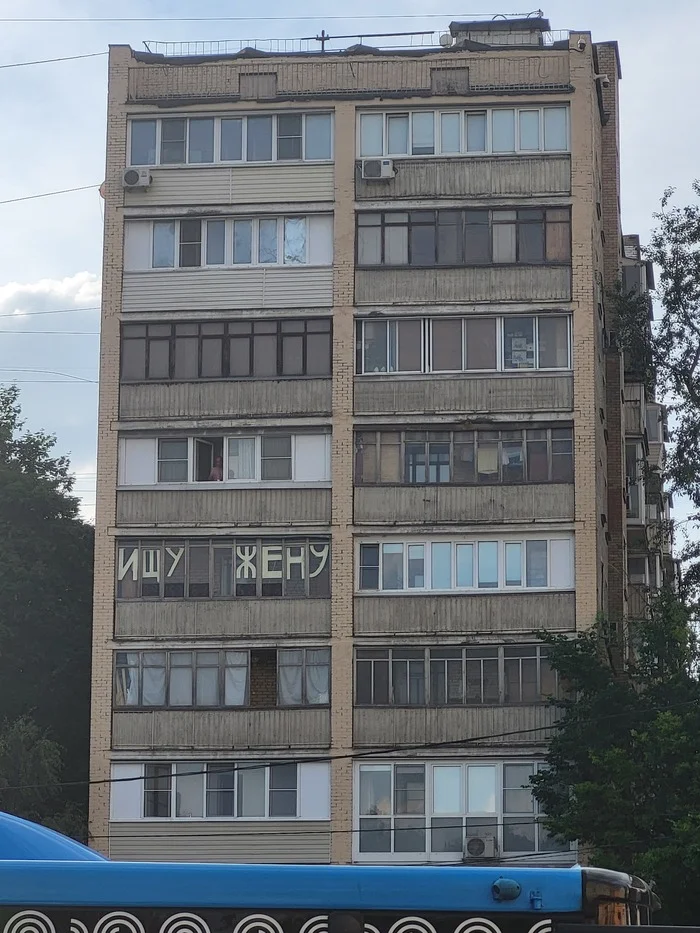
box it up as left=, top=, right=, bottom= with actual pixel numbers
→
left=465, top=112, right=487, bottom=152
left=465, top=318, right=497, bottom=370
left=206, top=764, right=235, bottom=817
left=261, top=435, right=292, bottom=481
left=440, top=112, right=461, bottom=153
left=538, top=316, right=569, bottom=368
left=544, top=107, right=568, bottom=151
left=518, top=110, right=540, bottom=151
left=382, top=543, right=404, bottom=590
left=195, top=652, right=219, bottom=706
left=456, top=544, right=473, bottom=587
left=130, top=120, right=157, bottom=165
left=433, top=765, right=461, bottom=813
left=277, top=114, right=303, bottom=160
left=359, top=766, right=391, bottom=815
left=160, top=118, right=186, bottom=164
left=492, top=110, right=515, bottom=152
left=358, top=217, right=382, bottom=265
left=437, top=211, right=462, bottom=265
left=175, top=763, right=204, bottom=818
left=360, top=113, right=384, bottom=157
left=269, top=763, right=297, bottom=817
left=526, top=540, right=548, bottom=587
left=206, top=220, right=226, bottom=265
left=259, top=218, right=278, bottom=264
left=387, top=114, right=409, bottom=154
left=464, top=211, right=491, bottom=263
left=432, top=319, right=462, bottom=371
left=179, top=219, right=202, bottom=268
left=468, top=765, right=496, bottom=812
left=409, top=216, right=436, bottom=265
left=233, top=220, right=253, bottom=264
left=247, top=116, right=273, bottom=161
left=396, top=319, right=422, bottom=372
left=518, top=213, right=545, bottom=263
left=477, top=542, right=498, bottom=588
left=152, top=221, right=176, bottom=268
left=505, top=542, right=522, bottom=586
left=121, top=335, right=147, bottom=381
left=224, top=651, right=248, bottom=705
left=362, top=321, right=388, bottom=373
left=221, top=118, right=243, bottom=161
left=168, top=652, right=193, bottom=706
left=385, top=225, right=408, bottom=265
left=412, top=112, right=435, bottom=155
left=144, top=764, right=171, bottom=817
left=504, top=317, right=535, bottom=370
left=431, top=542, right=452, bottom=590
left=304, top=113, right=332, bottom=160
left=227, top=437, right=256, bottom=480
left=158, top=439, right=188, bottom=483
left=359, top=543, right=380, bottom=590
left=492, top=212, right=517, bottom=263
left=188, top=118, right=214, bottom=163
left=237, top=765, right=266, bottom=817
left=407, top=544, right=425, bottom=588
left=284, top=218, right=307, bottom=264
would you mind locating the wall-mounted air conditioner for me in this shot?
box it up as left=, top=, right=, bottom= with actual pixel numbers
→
left=463, top=834, right=497, bottom=860
left=361, top=158, right=394, bottom=180
left=122, top=167, right=152, bottom=188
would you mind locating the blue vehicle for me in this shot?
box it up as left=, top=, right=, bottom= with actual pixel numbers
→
left=0, top=860, right=658, bottom=933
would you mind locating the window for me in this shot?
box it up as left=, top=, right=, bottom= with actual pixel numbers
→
left=356, top=645, right=555, bottom=708
left=355, top=426, right=573, bottom=486
left=357, top=106, right=569, bottom=158
left=133, top=215, right=332, bottom=270
left=121, top=318, right=332, bottom=382
left=114, top=648, right=329, bottom=709
left=128, top=113, right=333, bottom=166
left=120, top=432, right=329, bottom=486
left=356, top=761, right=568, bottom=859
left=355, top=316, right=571, bottom=376
left=116, top=537, right=331, bottom=600
left=626, top=442, right=643, bottom=520
left=356, top=208, right=571, bottom=268
left=356, top=536, right=574, bottom=594
left=139, top=762, right=307, bottom=820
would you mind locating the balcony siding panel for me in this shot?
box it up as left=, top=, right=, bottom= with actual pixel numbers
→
left=356, top=155, right=571, bottom=200
left=119, top=379, right=332, bottom=420
left=116, top=488, right=331, bottom=526
left=353, top=705, right=558, bottom=747
left=111, top=709, right=330, bottom=750
left=354, top=484, right=574, bottom=524
left=354, top=266, right=570, bottom=305
left=125, top=164, right=334, bottom=207
left=114, top=599, right=331, bottom=639
left=122, top=269, right=333, bottom=312
left=354, top=592, right=576, bottom=635
left=354, top=375, right=573, bottom=415
left=108, top=821, right=330, bottom=863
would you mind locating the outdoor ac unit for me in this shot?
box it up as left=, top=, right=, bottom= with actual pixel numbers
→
left=122, top=167, right=152, bottom=188
left=463, top=834, right=497, bottom=860
left=361, top=158, right=394, bottom=180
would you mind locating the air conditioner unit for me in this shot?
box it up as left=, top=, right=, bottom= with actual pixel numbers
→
left=463, top=834, right=497, bottom=860
left=122, top=167, right=152, bottom=188
left=361, top=158, right=394, bottom=180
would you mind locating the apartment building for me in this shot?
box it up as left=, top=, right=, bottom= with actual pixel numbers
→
left=90, top=14, right=663, bottom=865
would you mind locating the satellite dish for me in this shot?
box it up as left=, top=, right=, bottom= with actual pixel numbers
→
left=439, top=33, right=453, bottom=47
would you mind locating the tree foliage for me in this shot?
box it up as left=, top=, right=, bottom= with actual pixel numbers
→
left=0, top=385, right=93, bottom=838
left=532, top=591, right=700, bottom=924
left=613, top=181, right=700, bottom=590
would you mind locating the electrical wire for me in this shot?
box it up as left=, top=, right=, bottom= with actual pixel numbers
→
left=0, top=368, right=96, bottom=384
left=4, top=695, right=699, bottom=794
left=0, top=331, right=99, bottom=335
left=0, top=307, right=99, bottom=318
left=0, top=185, right=101, bottom=205
left=0, top=13, right=527, bottom=24
left=0, top=51, right=107, bottom=69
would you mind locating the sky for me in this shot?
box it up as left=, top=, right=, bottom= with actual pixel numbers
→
left=0, top=0, right=698, bottom=525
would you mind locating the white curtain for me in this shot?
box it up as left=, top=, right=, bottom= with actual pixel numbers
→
left=306, top=665, right=330, bottom=705
left=224, top=664, right=248, bottom=706
left=279, top=664, right=303, bottom=705
left=228, top=437, right=255, bottom=480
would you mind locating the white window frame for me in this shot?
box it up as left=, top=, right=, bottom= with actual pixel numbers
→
left=357, top=106, right=570, bottom=159
left=352, top=759, right=574, bottom=863
left=127, top=112, right=334, bottom=167
left=122, top=433, right=331, bottom=488
left=356, top=534, right=575, bottom=594
left=355, top=316, right=572, bottom=376
left=141, top=215, right=332, bottom=270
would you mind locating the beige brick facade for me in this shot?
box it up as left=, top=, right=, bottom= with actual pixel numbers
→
left=89, top=19, right=639, bottom=864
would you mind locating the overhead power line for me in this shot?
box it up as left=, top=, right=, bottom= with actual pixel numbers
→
left=0, top=367, right=96, bottom=384
left=0, top=51, right=107, bottom=69
left=0, top=184, right=101, bottom=205
left=0, top=330, right=99, bottom=335
left=0, top=307, right=100, bottom=319
left=0, top=13, right=526, bottom=23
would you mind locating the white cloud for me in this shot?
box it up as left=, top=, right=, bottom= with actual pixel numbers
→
left=0, top=272, right=101, bottom=320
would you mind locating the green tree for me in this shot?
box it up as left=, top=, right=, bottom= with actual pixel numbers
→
left=532, top=591, right=700, bottom=924
left=613, top=181, right=700, bottom=591
left=0, top=385, right=93, bottom=837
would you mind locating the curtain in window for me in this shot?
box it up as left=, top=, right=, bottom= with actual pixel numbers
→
left=228, top=438, right=255, bottom=480
left=279, top=664, right=303, bottom=705
left=115, top=667, right=139, bottom=706
left=224, top=665, right=248, bottom=706
left=142, top=667, right=166, bottom=705
left=306, top=663, right=330, bottom=705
